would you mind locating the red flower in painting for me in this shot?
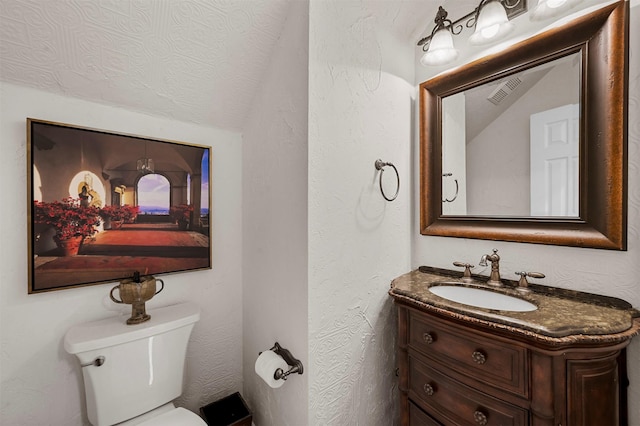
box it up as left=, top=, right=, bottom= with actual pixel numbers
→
left=100, top=205, right=140, bottom=222
left=169, top=204, right=194, bottom=222
left=34, top=197, right=101, bottom=241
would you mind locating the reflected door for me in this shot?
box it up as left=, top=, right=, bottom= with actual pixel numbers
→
left=530, top=104, right=579, bottom=217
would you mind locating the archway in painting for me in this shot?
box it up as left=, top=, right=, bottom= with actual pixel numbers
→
left=68, top=171, right=106, bottom=208
left=137, top=173, right=170, bottom=216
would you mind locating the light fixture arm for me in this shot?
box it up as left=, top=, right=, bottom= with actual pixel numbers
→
left=417, top=6, right=474, bottom=50
left=501, top=0, right=523, bottom=9
left=417, top=0, right=523, bottom=50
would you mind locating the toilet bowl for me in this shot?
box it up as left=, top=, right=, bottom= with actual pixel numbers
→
left=64, top=302, right=207, bottom=426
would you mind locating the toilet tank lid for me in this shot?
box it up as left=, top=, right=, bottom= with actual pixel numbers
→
left=64, top=302, right=200, bottom=354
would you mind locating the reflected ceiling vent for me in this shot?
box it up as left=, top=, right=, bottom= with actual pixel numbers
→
left=487, top=76, right=522, bottom=105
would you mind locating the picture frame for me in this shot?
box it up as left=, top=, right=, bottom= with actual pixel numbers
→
left=27, top=118, right=212, bottom=294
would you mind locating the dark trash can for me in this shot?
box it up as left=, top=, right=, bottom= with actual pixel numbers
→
left=200, top=392, right=252, bottom=426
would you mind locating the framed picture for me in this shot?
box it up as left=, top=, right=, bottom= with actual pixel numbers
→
left=27, top=118, right=211, bottom=294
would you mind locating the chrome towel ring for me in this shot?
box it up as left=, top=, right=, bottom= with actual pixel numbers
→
left=375, top=159, right=400, bottom=202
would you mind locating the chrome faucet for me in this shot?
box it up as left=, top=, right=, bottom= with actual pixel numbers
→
left=479, top=249, right=502, bottom=287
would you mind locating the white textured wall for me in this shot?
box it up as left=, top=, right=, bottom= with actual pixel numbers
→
left=0, top=82, right=244, bottom=425
left=413, top=2, right=640, bottom=424
left=308, top=2, right=414, bottom=424
left=241, top=1, right=309, bottom=425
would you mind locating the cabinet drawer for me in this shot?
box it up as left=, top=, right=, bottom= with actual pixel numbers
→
left=409, top=312, right=528, bottom=397
left=409, top=356, right=528, bottom=426
left=410, top=401, right=441, bottom=426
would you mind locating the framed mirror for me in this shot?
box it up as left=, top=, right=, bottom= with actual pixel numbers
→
left=419, top=1, right=628, bottom=250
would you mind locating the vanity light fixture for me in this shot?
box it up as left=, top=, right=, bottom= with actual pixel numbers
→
left=529, top=0, right=582, bottom=20
left=417, top=0, right=525, bottom=66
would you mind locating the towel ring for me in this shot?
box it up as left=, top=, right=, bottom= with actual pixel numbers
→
left=442, top=173, right=459, bottom=203
left=375, top=159, right=400, bottom=202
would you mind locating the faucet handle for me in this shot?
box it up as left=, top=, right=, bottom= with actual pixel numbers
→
left=515, top=271, right=545, bottom=292
left=453, top=261, right=475, bottom=282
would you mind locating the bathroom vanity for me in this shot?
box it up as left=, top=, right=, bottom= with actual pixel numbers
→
left=389, top=268, right=640, bottom=426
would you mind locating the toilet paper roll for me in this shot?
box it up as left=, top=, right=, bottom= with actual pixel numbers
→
left=255, top=350, right=288, bottom=388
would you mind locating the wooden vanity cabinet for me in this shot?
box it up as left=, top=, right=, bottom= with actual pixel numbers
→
left=396, top=304, right=632, bottom=426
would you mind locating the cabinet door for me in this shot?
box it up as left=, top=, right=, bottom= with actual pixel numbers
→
left=567, top=356, right=619, bottom=426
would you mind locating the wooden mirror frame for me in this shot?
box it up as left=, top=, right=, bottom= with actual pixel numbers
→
left=419, top=1, right=628, bottom=250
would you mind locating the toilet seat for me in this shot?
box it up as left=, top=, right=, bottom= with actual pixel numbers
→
left=136, top=407, right=207, bottom=426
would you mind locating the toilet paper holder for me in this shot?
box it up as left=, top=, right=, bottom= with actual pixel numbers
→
left=261, top=342, right=304, bottom=381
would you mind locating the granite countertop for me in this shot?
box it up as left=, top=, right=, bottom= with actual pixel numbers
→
left=389, top=267, right=640, bottom=344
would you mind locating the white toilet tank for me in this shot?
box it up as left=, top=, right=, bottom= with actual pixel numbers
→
left=64, top=302, right=200, bottom=426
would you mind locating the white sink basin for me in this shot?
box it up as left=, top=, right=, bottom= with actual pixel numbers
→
left=429, top=285, right=537, bottom=312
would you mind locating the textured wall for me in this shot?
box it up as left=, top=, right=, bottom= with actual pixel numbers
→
left=0, top=0, right=290, bottom=131
left=241, top=1, right=309, bottom=425
left=308, top=2, right=415, bottom=424
left=413, top=2, right=640, bottom=424
left=0, top=83, right=244, bottom=425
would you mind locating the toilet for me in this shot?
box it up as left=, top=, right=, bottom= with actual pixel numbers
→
left=64, top=302, right=207, bottom=426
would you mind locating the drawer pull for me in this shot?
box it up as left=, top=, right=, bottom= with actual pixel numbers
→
left=423, top=332, right=434, bottom=344
left=474, top=410, right=488, bottom=425
left=472, top=350, right=487, bottom=365
left=423, top=383, right=435, bottom=396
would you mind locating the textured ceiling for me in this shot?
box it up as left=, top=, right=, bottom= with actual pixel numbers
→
left=0, top=0, right=447, bottom=132
left=0, top=0, right=291, bottom=131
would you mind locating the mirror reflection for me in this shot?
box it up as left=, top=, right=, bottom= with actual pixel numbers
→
left=441, top=52, right=580, bottom=218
